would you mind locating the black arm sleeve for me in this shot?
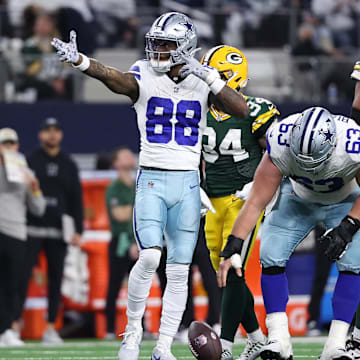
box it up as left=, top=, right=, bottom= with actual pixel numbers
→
left=351, top=107, right=360, bottom=125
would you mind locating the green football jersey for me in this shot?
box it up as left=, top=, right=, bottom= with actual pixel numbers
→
left=202, top=96, right=280, bottom=198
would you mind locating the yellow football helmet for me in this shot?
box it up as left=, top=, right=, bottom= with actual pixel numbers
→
left=201, top=45, right=248, bottom=91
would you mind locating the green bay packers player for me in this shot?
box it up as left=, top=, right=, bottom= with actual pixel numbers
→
left=201, top=46, right=280, bottom=360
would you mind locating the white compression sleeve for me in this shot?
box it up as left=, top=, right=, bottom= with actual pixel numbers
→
left=126, top=248, right=161, bottom=322
left=158, top=263, right=189, bottom=339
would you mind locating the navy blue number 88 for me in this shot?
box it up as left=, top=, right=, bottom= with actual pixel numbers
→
left=146, top=97, right=201, bottom=146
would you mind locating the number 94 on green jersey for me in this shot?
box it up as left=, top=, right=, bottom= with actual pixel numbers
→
left=202, top=96, right=280, bottom=198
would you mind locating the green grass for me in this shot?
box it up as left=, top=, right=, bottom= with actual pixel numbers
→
left=0, top=338, right=326, bottom=359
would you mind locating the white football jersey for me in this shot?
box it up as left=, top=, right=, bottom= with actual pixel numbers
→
left=128, top=60, right=211, bottom=170
left=266, top=113, right=360, bottom=205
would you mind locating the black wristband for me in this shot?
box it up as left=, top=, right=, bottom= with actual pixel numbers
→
left=219, top=234, right=245, bottom=259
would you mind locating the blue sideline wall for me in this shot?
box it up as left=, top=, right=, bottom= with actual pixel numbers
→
left=0, top=102, right=353, bottom=154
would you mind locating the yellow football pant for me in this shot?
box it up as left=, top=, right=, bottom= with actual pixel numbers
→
left=205, top=195, right=263, bottom=272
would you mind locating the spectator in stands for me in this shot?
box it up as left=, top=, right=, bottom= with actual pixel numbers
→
left=15, top=117, right=83, bottom=345
left=90, top=0, right=137, bottom=48
left=312, top=0, right=358, bottom=53
left=8, top=0, right=97, bottom=53
left=18, top=11, right=73, bottom=101
left=104, top=147, right=138, bottom=339
left=0, top=128, right=45, bottom=346
left=292, top=24, right=328, bottom=70
left=0, top=0, right=14, bottom=38
left=21, top=4, right=44, bottom=39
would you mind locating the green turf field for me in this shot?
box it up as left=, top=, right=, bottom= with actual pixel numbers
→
left=0, top=338, right=327, bottom=359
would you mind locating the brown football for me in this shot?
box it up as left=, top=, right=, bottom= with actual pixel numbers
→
left=188, top=321, right=222, bottom=360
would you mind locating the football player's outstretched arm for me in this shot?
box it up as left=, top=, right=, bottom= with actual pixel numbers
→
left=231, top=153, right=282, bottom=239
left=51, top=31, right=139, bottom=102
left=83, top=57, right=138, bottom=100
left=217, top=153, right=282, bottom=286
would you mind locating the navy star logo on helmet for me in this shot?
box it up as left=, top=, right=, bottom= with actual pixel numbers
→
left=289, top=107, right=336, bottom=173
left=319, top=128, right=334, bottom=145
left=181, top=20, right=193, bottom=31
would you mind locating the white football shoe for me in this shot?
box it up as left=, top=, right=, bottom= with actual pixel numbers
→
left=259, top=339, right=293, bottom=360
left=318, top=346, right=353, bottom=360
left=42, top=329, right=63, bottom=345
left=346, top=336, right=360, bottom=359
left=0, top=329, right=24, bottom=346
left=151, top=344, right=176, bottom=360
left=118, top=324, right=143, bottom=360
left=238, top=335, right=267, bottom=360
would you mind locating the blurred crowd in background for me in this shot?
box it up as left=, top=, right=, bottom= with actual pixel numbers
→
left=0, top=0, right=360, bottom=103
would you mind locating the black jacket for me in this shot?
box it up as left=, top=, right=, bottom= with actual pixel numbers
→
left=27, top=148, right=83, bottom=234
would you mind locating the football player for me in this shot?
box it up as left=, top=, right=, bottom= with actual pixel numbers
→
left=201, top=46, right=279, bottom=360
left=51, top=12, right=249, bottom=360
left=217, top=98, right=360, bottom=359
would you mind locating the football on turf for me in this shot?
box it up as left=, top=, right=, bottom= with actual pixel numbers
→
left=188, top=321, right=222, bottom=360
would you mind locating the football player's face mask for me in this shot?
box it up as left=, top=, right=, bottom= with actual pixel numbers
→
left=201, top=45, right=248, bottom=91
left=145, top=12, right=198, bottom=73
left=289, top=107, right=336, bottom=173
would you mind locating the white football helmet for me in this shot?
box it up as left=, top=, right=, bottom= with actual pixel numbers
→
left=145, top=12, right=197, bottom=73
left=289, top=107, right=336, bottom=173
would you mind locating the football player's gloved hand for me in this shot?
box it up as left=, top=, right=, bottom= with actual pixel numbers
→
left=176, top=50, right=225, bottom=94
left=235, top=182, right=253, bottom=201
left=318, top=215, right=360, bottom=262
left=51, top=30, right=80, bottom=64
left=351, top=61, right=360, bottom=81
left=219, top=234, right=244, bottom=268
left=200, top=187, right=216, bottom=217
left=217, top=235, right=244, bottom=286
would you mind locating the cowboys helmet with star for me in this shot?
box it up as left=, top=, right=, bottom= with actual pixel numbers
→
left=289, top=107, right=336, bottom=172
left=145, top=12, right=198, bottom=73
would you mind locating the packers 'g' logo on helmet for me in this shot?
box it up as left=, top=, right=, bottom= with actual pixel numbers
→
left=201, top=45, right=248, bottom=91
left=226, top=52, right=244, bottom=65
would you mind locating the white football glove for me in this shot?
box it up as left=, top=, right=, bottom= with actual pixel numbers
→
left=351, top=61, right=360, bottom=81
left=234, top=181, right=253, bottom=201
left=200, top=187, right=216, bottom=217
left=51, top=30, right=80, bottom=64
left=177, top=49, right=220, bottom=86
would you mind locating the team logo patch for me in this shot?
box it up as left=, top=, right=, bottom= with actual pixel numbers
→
left=148, top=181, right=154, bottom=188
left=194, top=334, right=208, bottom=348
left=319, top=128, right=334, bottom=145
left=226, top=52, right=243, bottom=64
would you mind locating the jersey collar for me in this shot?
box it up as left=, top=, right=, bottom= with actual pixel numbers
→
left=209, top=105, right=231, bottom=121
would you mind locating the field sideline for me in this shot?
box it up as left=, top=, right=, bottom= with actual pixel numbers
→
left=0, top=337, right=327, bottom=359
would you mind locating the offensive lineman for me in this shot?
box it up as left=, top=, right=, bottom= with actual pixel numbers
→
left=51, top=12, right=249, bottom=360
left=201, top=46, right=279, bottom=360
left=217, top=68, right=360, bottom=359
